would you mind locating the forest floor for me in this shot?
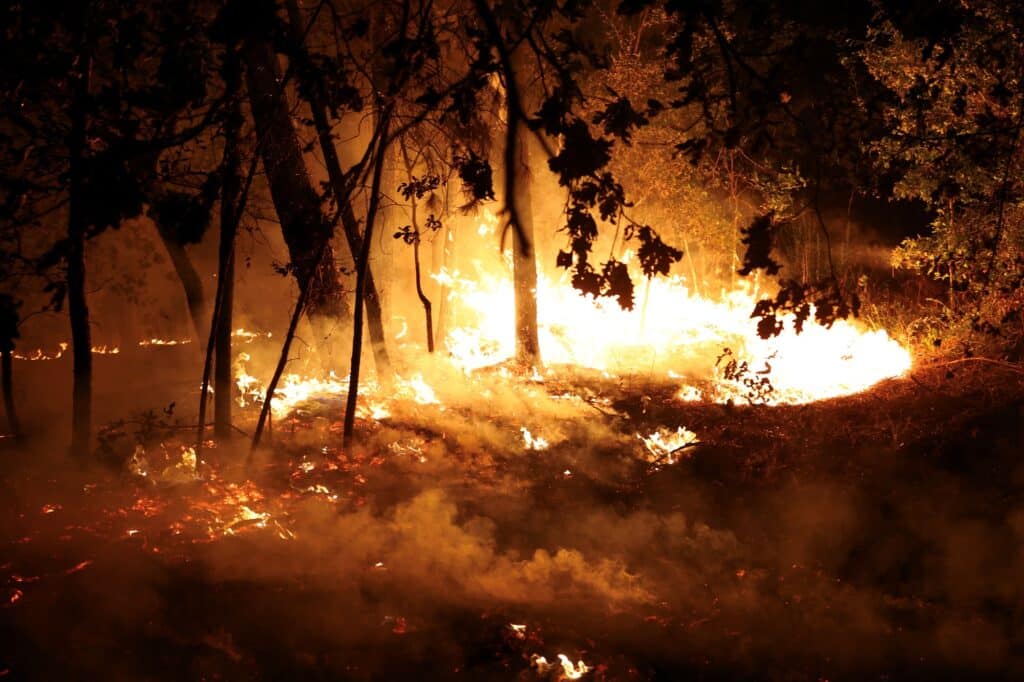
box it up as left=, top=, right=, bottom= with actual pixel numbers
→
left=1, top=355, right=1024, bottom=681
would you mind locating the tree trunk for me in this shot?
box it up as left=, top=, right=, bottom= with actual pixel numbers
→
left=242, top=37, right=346, bottom=319
left=283, top=0, right=392, bottom=378
left=154, top=222, right=207, bottom=339
left=215, top=56, right=243, bottom=441
left=343, top=114, right=390, bottom=450
left=68, top=51, right=93, bottom=458
left=1, top=349, right=20, bottom=440
left=511, top=122, right=541, bottom=366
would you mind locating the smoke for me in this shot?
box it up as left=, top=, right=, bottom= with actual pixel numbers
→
left=3, top=359, right=1023, bottom=680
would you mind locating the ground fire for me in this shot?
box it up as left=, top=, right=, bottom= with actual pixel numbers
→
left=3, top=1, right=1024, bottom=680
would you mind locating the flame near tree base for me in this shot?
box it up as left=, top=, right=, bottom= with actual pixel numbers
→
left=235, top=258, right=911, bottom=419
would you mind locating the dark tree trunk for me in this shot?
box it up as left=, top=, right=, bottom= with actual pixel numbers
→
left=474, top=0, right=542, bottom=368
left=242, top=37, right=346, bottom=319
left=283, top=0, right=392, bottom=377
left=413, top=239, right=434, bottom=353
left=215, top=55, right=243, bottom=441
left=343, top=114, right=390, bottom=450
left=511, top=131, right=541, bottom=366
left=68, top=52, right=93, bottom=458
left=154, top=222, right=208, bottom=339
left=398, top=139, right=434, bottom=352
left=251, top=277, right=309, bottom=454
left=1, top=349, right=20, bottom=440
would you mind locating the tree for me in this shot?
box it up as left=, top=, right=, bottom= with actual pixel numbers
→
left=282, top=0, right=393, bottom=376
left=241, top=34, right=348, bottom=319
left=862, top=1, right=1024, bottom=349
left=1, top=1, right=226, bottom=455
left=0, top=294, right=22, bottom=440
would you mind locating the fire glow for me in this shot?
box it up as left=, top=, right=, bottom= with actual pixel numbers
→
left=230, top=257, right=910, bottom=420
left=434, top=250, right=911, bottom=404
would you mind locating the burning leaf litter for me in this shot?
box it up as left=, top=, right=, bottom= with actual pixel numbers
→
left=531, top=653, right=592, bottom=679
left=639, top=426, right=700, bottom=465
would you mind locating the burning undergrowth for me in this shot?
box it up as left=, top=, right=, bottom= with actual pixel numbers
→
left=3, top=353, right=1024, bottom=680
left=0, top=262, right=1008, bottom=680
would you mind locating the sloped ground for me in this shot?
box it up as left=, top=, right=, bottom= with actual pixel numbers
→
left=1, top=359, right=1023, bottom=681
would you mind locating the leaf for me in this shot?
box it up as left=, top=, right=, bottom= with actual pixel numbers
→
left=571, top=264, right=602, bottom=298
left=556, top=250, right=574, bottom=269
left=547, top=120, right=612, bottom=186
left=635, top=226, right=682, bottom=277
left=592, top=97, right=649, bottom=144
left=453, top=152, right=495, bottom=206
left=737, top=212, right=781, bottom=277
left=601, top=259, right=634, bottom=310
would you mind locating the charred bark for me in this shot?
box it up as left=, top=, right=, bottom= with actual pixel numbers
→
left=242, top=37, right=346, bottom=319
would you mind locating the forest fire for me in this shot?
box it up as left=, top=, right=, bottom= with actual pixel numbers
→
left=3, top=0, right=1024, bottom=680
left=436, top=254, right=912, bottom=403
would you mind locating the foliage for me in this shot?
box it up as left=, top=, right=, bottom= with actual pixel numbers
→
left=862, top=2, right=1024, bottom=352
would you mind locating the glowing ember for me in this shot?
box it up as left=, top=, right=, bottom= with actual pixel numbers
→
left=639, top=426, right=699, bottom=465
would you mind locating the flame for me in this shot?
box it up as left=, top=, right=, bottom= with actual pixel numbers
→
left=231, top=327, right=272, bottom=342
left=531, top=653, right=591, bottom=679
left=434, top=258, right=911, bottom=403
left=13, top=342, right=68, bottom=361
left=138, top=337, right=192, bottom=346
left=232, top=355, right=443, bottom=420
left=397, top=373, right=440, bottom=405
left=521, top=427, right=550, bottom=451
left=12, top=341, right=122, bottom=359
left=639, top=426, right=698, bottom=465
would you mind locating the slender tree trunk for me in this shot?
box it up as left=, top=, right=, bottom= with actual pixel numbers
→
left=343, top=114, right=390, bottom=450
left=68, top=51, right=93, bottom=458
left=1, top=349, right=20, bottom=440
left=242, top=37, right=346, bottom=319
left=434, top=207, right=455, bottom=348
left=413, top=240, right=434, bottom=352
left=251, top=279, right=309, bottom=453
left=398, top=139, right=434, bottom=352
left=215, top=55, right=243, bottom=440
left=283, top=0, right=392, bottom=377
left=154, top=222, right=207, bottom=339
left=511, top=125, right=541, bottom=366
